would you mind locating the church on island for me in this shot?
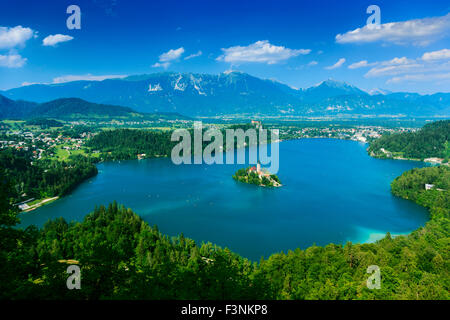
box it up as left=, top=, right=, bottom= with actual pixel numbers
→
left=249, top=162, right=270, bottom=178
left=233, top=162, right=282, bottom=187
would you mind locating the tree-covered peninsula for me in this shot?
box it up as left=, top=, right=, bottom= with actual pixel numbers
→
left=368, top=120, right=450, bottom=162
left=0, top=148, right=98, bottom=207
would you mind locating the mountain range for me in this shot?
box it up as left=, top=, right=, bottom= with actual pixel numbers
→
left=2, top=72, right=450, bottom=118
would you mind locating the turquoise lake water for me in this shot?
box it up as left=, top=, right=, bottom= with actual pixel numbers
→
left=19, top=138, right=428, bottom=261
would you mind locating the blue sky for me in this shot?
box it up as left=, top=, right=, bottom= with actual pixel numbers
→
left=0, top=0, right=449, bottom=93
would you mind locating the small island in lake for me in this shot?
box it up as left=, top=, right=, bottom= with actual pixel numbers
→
left=233, top=163, right=282, bottom=187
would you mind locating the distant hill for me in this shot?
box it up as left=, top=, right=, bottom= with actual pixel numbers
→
left=28, top=98, right=139, bottom=119
left=0, top=95, right=189, bottom=121
left=368, top=120, right=450, bottom=160
left=25, top=119, right=64, bottom=128
left=4, top=72, right=450, bottom=117
left=0, top=95, right=37, bottom=119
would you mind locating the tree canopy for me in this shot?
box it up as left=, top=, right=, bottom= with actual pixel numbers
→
left=368, top=120, right=450, bottom=160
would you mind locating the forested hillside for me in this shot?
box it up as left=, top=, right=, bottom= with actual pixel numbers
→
left=368, top=120, right=450, bottom=160
left=87, top=129, right=176, bottom=160
left=86, top=125, right=269, bottom=161
left=28, top=98, right=138, bottom=119
left=391, top=166, right=449, bottom=219
left=1, top=166, right=448, bottom=299
left=0, top=149, right=98, bottom=202
left=0, top=95, right=37, bottom=119
left=0, top=94, right=189, bottom=121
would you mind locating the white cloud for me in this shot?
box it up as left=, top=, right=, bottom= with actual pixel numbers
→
left=387, top=72, right=450, bottom=84
left=0, top=25, right=35, bottom=50
left=422, top=48, right=450, bottom=61
left=381, top=57, right=415, bottom=66
left=364, top=56, right=424, bottom=77
left=365, top=63, right=423, bottom=78
left=307, top=61, right=318, bottom=66
left=21, top=82, right=41, bottom=86
left=0, top=53, right=27, bottom=68
left=52, top=74, right=127, bottom=84
left=346, top=56, right=416, bottom=74
left=43, top=34, right=74, bottom=47
left=152, top=47, right=185, bottom=69
left=152, top=62, right=170, bottom=69
left=159, top=47, right=185, bottom=62
left=348, top=60, right=376, bottom=69
left=216, top=40, right=310, bottom=64
left=325, top=58, right=346, bottom=70
left=336, top=13, right=450, bottom=46
left=184, top=50, right=202, bottom=60
left=19, top=74, right=128, bottom=86
left=363, top=53, right=450, bottom=84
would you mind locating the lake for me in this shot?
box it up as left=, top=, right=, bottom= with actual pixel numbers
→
left=20, top=138, right=428, bottom=261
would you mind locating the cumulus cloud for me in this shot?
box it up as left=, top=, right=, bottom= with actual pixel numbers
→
left=151, top=62, right=170, bottom=69
left=362, top=56, right=425, bottom=77
left=0, top=53, right=27, bottom=68
left=325, top=58, right=346, bottom=70
left=52, top=74, right=127, bottom=84
left=159, top=47, right=185, bottom=62
left=387, top=72, right=450, bottom=84
left=152, top=47, right=184, bottom=68
left=21, top=82, right=41, bottom=87
left=0, top=25, right=35, bottom=50
left=422, top=48, right=450, bottom=61
left=363, top=53, right=450, bottom=84
left=20, top=74, right=128, bottom=86
left=366, top=63, right=424, bottom=78
left=348, top=60, right=376, bottom=69
left=216, top=40, right=310, bottom=64
left=43, top=34, right=74, bottom=46
left=336, top=13, right=450, bottom=46
left=381, top=57, right=415, bottom=66
left=184, top=50, right=202, bottom=60
left=365, top=57, right=423, bottom=77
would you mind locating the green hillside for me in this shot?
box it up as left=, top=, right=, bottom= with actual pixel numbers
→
left=369, top=120, right=450, bottom=160
left=0, top=95, right=189, bottom=121
left=28, top=98, right=138, bottom=119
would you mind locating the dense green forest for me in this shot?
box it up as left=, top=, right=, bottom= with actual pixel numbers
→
left=87, top=125, right=272, bottom=161
left=0, top=149, right=98, bottom=202
left=0, top=165, right=448, bottom=299
left=87, top=129, right=176, bottom=160
left=368, top=120, right=450, bottom=160
left=391, top=166, right=449, bottom=219
left=25, top=119, right=64, bottom=128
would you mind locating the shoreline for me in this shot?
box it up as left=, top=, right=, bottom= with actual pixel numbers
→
left=22, top=196, right=59, bottom=212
